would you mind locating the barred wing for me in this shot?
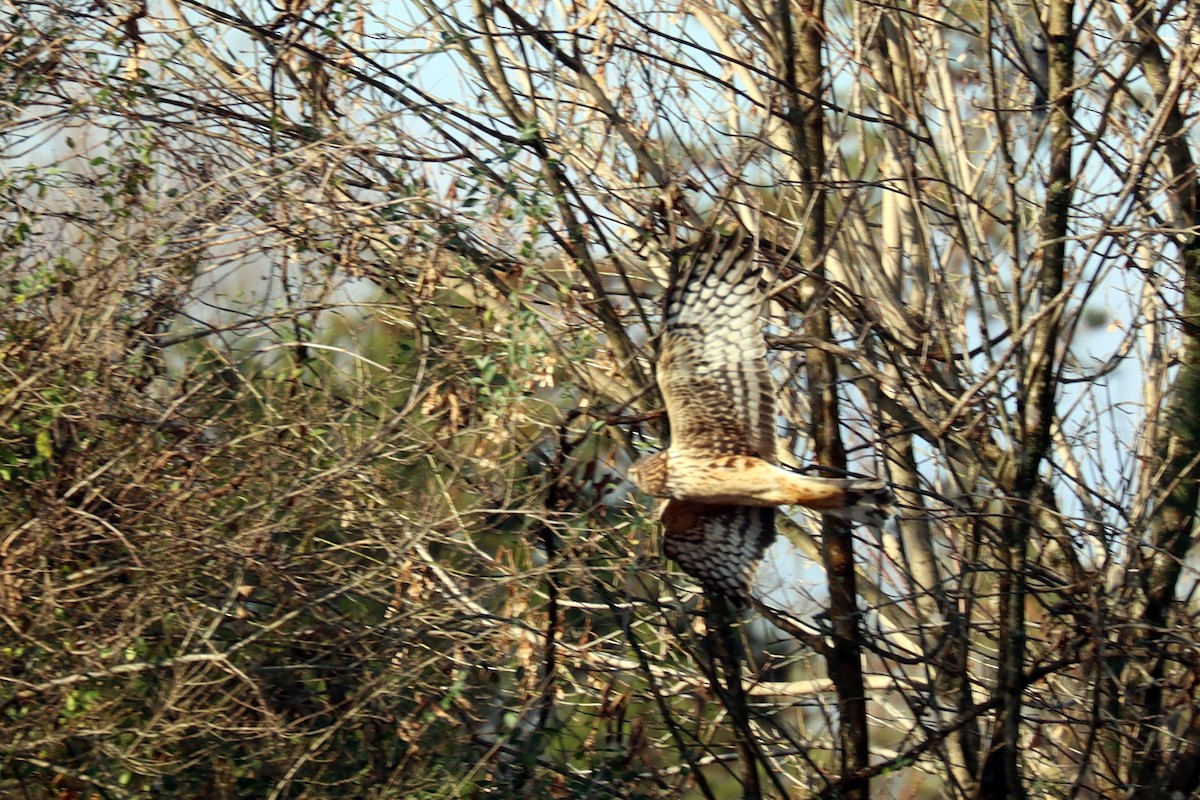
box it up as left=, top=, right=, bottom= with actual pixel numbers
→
left=657, top=234, right=777, bottom=462
left=660, top=499, right=776, bottom=601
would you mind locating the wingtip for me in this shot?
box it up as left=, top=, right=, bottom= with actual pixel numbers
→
left=673, top=229, right=760, bottom=288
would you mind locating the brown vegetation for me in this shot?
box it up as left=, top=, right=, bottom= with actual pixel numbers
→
left=5, top=0, right=1200, bottom=797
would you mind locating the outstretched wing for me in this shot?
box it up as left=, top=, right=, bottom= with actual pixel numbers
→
left=660, top=499, right=775, bottom=601
left=657, top=234, right=776, bottom=462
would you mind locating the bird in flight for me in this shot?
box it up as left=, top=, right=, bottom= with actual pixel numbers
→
left=628, top=232, right=893, bottom=601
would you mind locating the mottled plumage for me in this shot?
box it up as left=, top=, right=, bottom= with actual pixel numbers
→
left=629, top=233, right=892, bottom=600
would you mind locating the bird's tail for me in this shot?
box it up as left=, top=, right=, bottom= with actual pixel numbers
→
left=821, top=478, right=894, bottom=527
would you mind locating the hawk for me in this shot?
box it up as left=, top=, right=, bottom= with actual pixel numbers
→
left=628, top=233, right=893, bottom=601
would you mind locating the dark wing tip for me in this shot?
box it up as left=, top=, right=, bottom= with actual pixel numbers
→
left=663, top=504, right=776, bottom=602
left=665, top=229, right=761, bottom=316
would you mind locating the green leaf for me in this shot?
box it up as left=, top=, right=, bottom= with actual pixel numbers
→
left=35, top=428, right=53, bottom=461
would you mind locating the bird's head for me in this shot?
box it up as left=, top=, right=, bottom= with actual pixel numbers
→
left=628, top=450, right=669, bottom=497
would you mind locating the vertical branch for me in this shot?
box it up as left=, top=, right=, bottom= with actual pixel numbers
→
left=980, top=1, right=1073, bottom=797
left=706, top=598, right=763, bottom=799
left=1123, top=2, right=1200, bottom=792
left=862, top=5, right=980, bottom=786
left=779, top=0, right=869, bottom=795
left=509, top=416, right=573, bottom=791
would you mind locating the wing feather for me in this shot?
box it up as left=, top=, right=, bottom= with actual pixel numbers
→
left=657, top=234, right=777, bottom=461
left=661, top=500, right=776, bottom=601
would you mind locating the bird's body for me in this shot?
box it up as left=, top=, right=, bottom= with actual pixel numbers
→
left=631, top=451, right=891, bottom=514
left=629, top=232, right=892, bottom=600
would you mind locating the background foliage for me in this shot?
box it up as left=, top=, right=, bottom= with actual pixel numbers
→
left=4, top=0, right=1200, bottom=797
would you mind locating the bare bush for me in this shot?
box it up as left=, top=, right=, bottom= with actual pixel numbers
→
left=4, top=0, right=1200, bottom=798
